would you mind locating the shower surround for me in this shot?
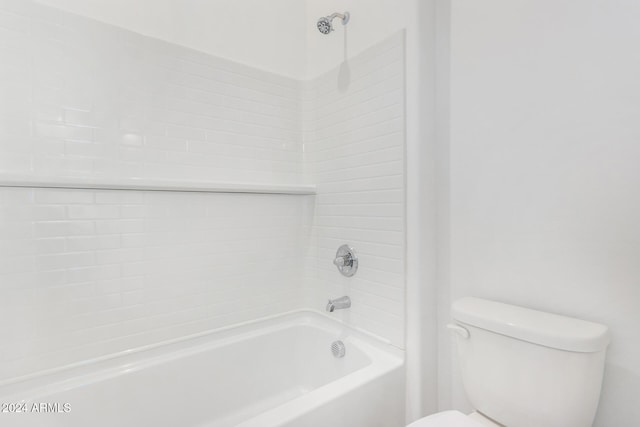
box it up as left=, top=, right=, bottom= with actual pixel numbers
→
left=0, top=0, right=406, bottom=390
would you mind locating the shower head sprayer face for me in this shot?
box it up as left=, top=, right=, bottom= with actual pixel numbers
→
left=317, top=17, right=333, bottom=35
left=317, top=12, right=350, bottom=35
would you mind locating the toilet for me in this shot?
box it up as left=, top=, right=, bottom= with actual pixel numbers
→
left=409, top=297, right=610, bottom=427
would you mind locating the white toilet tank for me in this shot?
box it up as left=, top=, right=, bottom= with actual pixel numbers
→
left=450, top=298, right=610, bottom=427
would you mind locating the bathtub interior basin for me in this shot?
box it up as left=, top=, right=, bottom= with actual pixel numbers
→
left=0, top=310, right=405, bottom=427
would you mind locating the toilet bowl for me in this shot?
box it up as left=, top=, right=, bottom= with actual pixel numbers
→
left=408, top=298, right=610, bottom=427
left=408, top=411, right=500, bottom=427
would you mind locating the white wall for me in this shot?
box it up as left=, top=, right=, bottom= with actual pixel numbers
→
left=33, top=0, right=307, bottom=79
left=34, top=0, right=417, bottom=80
left=443, top=0, right=640, bottom=425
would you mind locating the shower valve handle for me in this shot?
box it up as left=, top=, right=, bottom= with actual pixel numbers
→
left=333, top=245, right=358, bottom=277
left=333, top=254, right=352, bottom=267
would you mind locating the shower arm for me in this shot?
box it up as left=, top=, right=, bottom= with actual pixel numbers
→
left=329, top=12, right=350, bottom=25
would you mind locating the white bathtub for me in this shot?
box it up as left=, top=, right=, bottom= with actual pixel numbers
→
left=0, top=311, right=405, bottom=427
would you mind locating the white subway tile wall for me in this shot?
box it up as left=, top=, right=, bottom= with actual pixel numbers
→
left=0, top=187, right=313, bottom=380
left=303, top=33, right=406, bottom=347
left=0, top=0, right=406, bottom=381
left=0, top=0, right=303, bottom=184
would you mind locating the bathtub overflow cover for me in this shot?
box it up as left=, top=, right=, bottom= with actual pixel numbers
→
left=331, top=340, right=346, bottom=358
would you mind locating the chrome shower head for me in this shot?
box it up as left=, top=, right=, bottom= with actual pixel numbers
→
left=317, top=16, right=333, bottom=34
left=317, top=12, right=350, bottom=35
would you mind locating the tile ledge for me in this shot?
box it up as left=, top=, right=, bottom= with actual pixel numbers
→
left=0, top=175, right=316, bottom=195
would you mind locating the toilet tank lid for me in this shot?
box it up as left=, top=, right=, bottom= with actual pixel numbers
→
left=452, top=297, right=610, bottom=353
